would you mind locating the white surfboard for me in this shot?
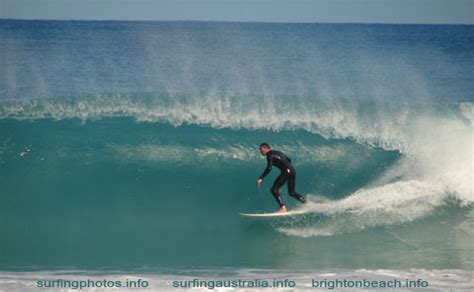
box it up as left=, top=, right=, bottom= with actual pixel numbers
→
left=239, top=209, right=310, bottom=218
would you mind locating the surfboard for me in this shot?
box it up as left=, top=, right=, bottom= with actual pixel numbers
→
left=239, top=209, right=310, bottom=218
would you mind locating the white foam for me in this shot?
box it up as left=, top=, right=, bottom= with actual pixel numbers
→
left=1, top=269, right=472, bottom=291
left=279, top=180, right=449, bottom=237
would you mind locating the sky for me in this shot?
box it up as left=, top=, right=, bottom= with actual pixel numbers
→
left=0, top=0, right=473, bottom=24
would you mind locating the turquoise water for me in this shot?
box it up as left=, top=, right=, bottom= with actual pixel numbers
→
left=0, top=20, right=473, bottom=276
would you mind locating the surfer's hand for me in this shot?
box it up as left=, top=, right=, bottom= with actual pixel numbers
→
left=256, top=179, right=263, bottom=187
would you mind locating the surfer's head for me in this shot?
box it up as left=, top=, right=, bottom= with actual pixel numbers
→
left=259, top=143, right=270, bottom=155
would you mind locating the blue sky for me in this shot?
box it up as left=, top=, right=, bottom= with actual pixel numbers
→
left=1, top=0, right=472, bottom=24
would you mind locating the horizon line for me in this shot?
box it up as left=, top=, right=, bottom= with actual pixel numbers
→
left=1, top=18, right=473, bottom=26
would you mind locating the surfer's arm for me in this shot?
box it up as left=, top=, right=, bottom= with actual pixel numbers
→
left=259, top=155, right=273, bottom=180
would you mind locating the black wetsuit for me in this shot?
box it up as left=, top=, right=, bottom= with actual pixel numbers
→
left=259, top=150, right=306, bottom=207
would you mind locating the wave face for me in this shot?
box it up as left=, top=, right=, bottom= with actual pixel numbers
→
left=0, top=20, right=473, bottom=271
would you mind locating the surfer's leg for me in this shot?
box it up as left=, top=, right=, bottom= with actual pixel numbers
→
left=287, top=174, right=307, bottom=203
left=271, top=174, right=287, bottom=207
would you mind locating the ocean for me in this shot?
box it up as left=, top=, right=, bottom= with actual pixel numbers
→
left=0, top=20, right=473, bottom=290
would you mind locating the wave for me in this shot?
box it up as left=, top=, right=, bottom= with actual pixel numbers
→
left=0, top=95, right=472, bottom=237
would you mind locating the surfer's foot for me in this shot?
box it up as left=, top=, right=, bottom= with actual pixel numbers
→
left=277, top=206, right=288, bottom=213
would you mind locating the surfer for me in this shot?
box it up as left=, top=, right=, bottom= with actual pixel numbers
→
left=256, top=143, right=307, bottom=213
